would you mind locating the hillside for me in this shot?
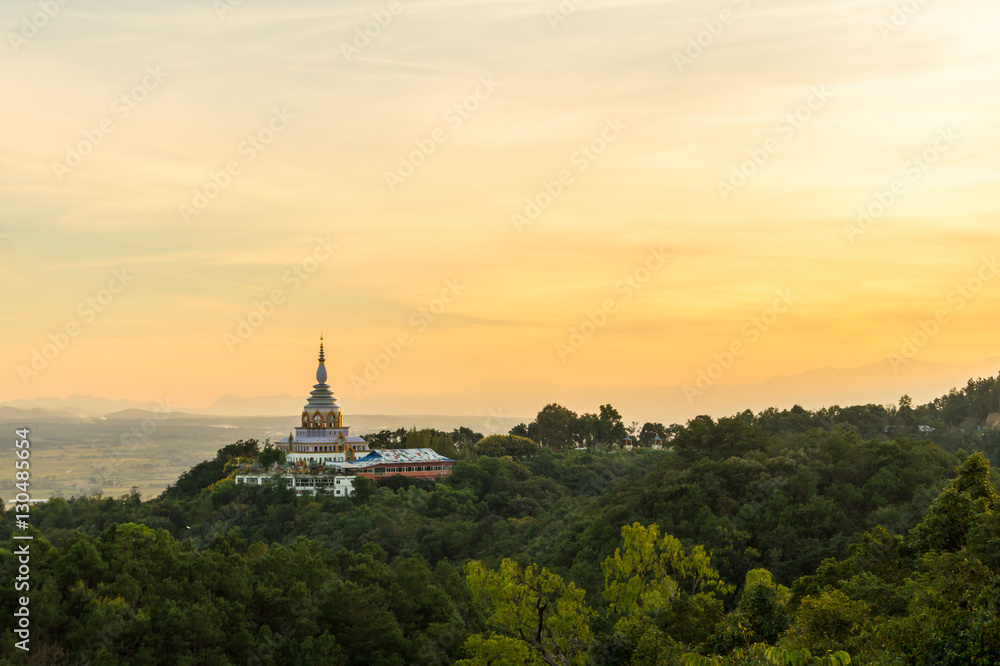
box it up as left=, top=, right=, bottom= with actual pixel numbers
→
left=2, top=375, right=999, bottom=664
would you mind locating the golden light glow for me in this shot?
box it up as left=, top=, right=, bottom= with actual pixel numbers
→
left=2, top=0, right=999, bottom=420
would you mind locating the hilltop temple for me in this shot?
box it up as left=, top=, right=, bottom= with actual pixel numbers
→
left=237, top=337, right=455, bottom=497
left=273, top=336, right=370, bottom=464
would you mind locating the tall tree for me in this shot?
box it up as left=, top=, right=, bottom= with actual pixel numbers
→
left=603, top=523, right=731, bottom=636
left=462, top=559, right=593, bottom=666
left=638, top=422, right=668, bottom=447
left=535, top=404, right=578, bottom=450
left=596, top=404, right=627, bottom=445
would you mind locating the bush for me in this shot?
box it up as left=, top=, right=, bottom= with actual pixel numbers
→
left=474, top=434, right=539, bottom=459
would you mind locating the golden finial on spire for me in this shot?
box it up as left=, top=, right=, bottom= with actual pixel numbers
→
left=317, top=334, right=328, bottom=373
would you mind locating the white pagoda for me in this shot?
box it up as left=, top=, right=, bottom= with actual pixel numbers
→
left=275, top=336, right=369, bottom=464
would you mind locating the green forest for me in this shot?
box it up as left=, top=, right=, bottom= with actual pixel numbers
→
left=3, top=375, right=1000, bottom=665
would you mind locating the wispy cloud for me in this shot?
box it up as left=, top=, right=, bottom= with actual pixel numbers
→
left=2, top=0, right=999, bottom=405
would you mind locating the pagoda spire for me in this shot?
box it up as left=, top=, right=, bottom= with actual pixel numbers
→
left=302, top=334, right=337, bottom=414
left=317, top=334, right=327, bottom=383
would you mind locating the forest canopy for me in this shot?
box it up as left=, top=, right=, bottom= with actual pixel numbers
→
left=3, top=374, right=1000, bottom=664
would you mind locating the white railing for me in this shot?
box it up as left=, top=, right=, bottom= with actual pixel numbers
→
left=295, top=428, right=348, bottom=438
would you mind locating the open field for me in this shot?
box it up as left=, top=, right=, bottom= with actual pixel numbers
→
left=1, top=414, right=523, bottom=500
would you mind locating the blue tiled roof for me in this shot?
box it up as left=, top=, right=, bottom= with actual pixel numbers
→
left=354, top=448, right=454, bottom=465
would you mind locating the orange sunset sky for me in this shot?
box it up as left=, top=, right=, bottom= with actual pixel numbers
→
left=2, top=0, right=999, bottom=418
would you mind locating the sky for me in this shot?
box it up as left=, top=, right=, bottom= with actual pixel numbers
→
left=2, top=0, right=999, bottom=416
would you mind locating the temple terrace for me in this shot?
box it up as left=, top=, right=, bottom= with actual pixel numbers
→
left=234, top=337, right=455, bottom=496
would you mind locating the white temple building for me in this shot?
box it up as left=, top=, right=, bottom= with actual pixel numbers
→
left=235, top=336, right=455, bottom=497
left=274, top=335, right=370, bottom=464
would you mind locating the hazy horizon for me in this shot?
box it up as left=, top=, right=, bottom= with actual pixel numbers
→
left=6, top=354, right=999, bottom=427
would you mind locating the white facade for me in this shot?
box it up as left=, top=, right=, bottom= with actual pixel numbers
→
left=276, top=337, right=370, bottom=464
left=235, top=470, right=357, bottom=497
left=282, top=431, right=369, bottom=465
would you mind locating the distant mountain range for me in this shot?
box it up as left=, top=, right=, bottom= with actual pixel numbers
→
left=3, top=357, right=999, bottom=426
left=0, top=406, right=83, bottom=423
left=340, top=356, right=1000, bottom=424
left=0, top=396, right=168, bottom=420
